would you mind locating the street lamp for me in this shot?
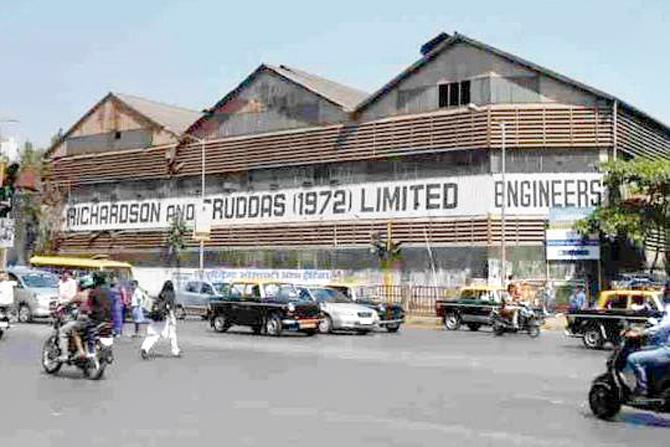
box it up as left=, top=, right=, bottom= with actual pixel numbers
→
left=467, top=104, right=507, bottom=289
left=165, top=129, right=207, bottom=277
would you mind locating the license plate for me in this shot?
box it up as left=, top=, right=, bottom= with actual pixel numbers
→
left=299, top=320, right=318, bottom=329
left=0, top=322, right=8, bottom=329
left=99, top=337, right=114, bottom=347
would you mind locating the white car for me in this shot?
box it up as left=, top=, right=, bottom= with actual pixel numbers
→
left=298, top=286, right=379, bottom=334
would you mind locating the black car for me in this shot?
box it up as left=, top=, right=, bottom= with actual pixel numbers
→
left=435, top=286, right=505, bottom=331
left=208, top=282, right=321, bottom=336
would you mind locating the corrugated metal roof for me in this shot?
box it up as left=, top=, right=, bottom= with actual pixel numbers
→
left=113, top=93, right=202, bottom=135
left=266, top=64, right=367, bottom=111
left=356, top=32, right=669, bottom=135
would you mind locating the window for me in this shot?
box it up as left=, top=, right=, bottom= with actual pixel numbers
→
left=114, top=131, right=122, bottom=140
left=201, top=283, right=214, bottom=295
left=606, top=294, right=628, bottom=310
left=185, top=282, right=199, bottom=293
left=438, top=80, right=472, bottom=108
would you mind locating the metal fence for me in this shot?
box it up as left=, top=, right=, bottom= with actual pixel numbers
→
left=359, top=284, right=459, bottom=317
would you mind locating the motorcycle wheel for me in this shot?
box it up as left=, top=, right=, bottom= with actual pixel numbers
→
left=589, top=382, right=621, bottom=420
left=83, top=345, right=107, bottom=381
left=41, top=336, right=62, bottom=375
left=528, top=325, right=541, bottom=338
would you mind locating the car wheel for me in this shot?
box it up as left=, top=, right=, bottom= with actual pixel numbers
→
left=319, top=315, right=333, bottom=334
left=212, top=315, right=230, bottom=333
left=444, top=313, right=461, bottom=331
left=265, top=314, right=283, bottom=337
left=175, top=305, right=186, bottom=320
left=583, top=327, right=605, bottom=350
left=466, top=323, right=481, bottom=332
left=589, top=382, right=621, bottom=420
left=18, top=304, right=32, bottom=324
left=386, top=323, right=401, bottom=333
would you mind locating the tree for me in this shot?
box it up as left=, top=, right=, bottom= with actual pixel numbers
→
left=165, top=215, right=188, bottom=271
left=575, top=158, right=670, bottom=275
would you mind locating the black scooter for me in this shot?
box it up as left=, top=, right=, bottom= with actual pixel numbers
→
left=589, top=331, right=670, bottom=419
left=0, top=305, right=10, bottom=339
left=490, top=304, right=541, bottom=338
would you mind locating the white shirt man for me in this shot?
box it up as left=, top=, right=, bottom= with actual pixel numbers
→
left=58, top=273, right=78, bottom=304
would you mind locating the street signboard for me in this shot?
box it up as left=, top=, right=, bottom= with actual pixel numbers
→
left=193, top=199, right=212, bottom=241
left=0, top=218, right=14, bottom=248
left=546, top=207, right=599, bottom=260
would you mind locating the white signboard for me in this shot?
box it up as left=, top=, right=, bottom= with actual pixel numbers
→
left=64, top=173, right=603, bottom=232
left=0, top=218, right=14, bottom=248
left=546, top=229, right=600, bottom=260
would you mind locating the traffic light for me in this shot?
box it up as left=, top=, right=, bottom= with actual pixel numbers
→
left=370, top=230, right=402, bottom=261
left=388, top=240, right=402, bottom=259
left=370, top=231, right=386, bottom=258
left=0, top=162, right=18, bottom=218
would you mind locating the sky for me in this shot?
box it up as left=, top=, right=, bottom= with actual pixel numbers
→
left=0, top=0, right=668, bottom=149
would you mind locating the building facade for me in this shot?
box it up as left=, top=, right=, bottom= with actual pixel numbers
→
left=46, top=33, right=670, bottom=287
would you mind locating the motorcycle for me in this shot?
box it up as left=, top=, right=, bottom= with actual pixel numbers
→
left=41, top=303, right=114, bottom=380
left=490, top=303, right=541, bottom=338
left=0, top=305, right=10, bottom=339
left=589, top=329, right=670, bottom=419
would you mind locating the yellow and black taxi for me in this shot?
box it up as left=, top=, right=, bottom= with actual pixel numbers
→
left=566, top=289, right=666, bottom=349
left=208, top=281, right=321, bottom=336
left=435, top=285, right=507, bottom=331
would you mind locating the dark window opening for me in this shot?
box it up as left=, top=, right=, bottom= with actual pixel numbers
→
left=460, top=80, right=471, bottom=105
left=114, top=131, right=122, bottom=140
left=448, top=83, right=459, bottom=106
left=439, top=80, right=471, bottom=109
left=438, top=84, right=449, bottom=108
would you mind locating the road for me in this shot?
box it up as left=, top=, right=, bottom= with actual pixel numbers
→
left=0, top=321, right=668, bottom=447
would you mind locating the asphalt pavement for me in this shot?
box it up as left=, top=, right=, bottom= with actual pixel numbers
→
left=0, top=320, right=668, bottom=447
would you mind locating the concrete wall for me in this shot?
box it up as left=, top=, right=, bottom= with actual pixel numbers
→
left=200, top=70, right=349, bottom=139
left=360, top=42, right=600, bottom=121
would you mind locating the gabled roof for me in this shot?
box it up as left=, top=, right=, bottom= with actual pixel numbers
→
left=267, top=64, right=367, bottom=111
left=113, top=93, right=202, bottom=135
left=46, top=92, right=201, bottom=157
left=355, top=32, right=669, bottom=134
left=186, top=64, right=367, bottom=136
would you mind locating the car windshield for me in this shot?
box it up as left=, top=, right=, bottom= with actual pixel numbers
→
left=263, top=283, right=302, bottom=302
left=310, top=288, right=352, bottom=303
left=22, top=272, right=58, bottom=288
left=213, top=283, right=230, bottom=294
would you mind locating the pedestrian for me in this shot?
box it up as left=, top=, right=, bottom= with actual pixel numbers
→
left=109, top=277, right=124, bottom=336
left=568, top=285, right=587, bottom=312
left=140, top=280, right=181, bottom=359
left=541, top=280, right=555, bottom=315
left=130, top=280, right=146, bottom=337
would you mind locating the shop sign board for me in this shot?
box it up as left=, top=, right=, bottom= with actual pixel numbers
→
left=64, top=173, right=604, bottom=232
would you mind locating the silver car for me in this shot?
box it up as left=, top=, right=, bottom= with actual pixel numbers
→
left=7, top=267, right=59, bottom=323
left=298, top=286, right=379, bottom=335
left=175, top=280, right=230, bottom=319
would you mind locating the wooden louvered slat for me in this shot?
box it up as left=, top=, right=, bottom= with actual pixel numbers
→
left=57, top=217, right=547, bottom=254
left=47, top=105, right=614, bottom=186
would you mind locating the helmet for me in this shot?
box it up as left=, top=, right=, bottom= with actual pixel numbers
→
left=79, top=275, right=94, bottom=290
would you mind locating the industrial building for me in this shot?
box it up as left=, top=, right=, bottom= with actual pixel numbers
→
left=45, top=32, right=670, bottom=287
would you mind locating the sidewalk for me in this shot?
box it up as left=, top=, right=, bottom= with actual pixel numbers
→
left=405, top=314, right=567, bottom=331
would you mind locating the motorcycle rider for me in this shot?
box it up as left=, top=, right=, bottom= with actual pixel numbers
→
left=625, top=309, right=670, bottom=398
left=56, top=276, right=88, bottom=361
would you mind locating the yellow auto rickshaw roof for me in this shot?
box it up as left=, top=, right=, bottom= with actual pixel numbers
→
left=596, top=289, right=661, bottom=307
left=29, top=256, right=133, bottom=270
left=460, top=285, right=505, bottom=292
